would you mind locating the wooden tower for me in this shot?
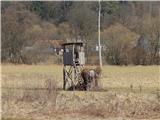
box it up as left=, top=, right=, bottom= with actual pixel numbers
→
left=62, top=42, right=85, bottom=90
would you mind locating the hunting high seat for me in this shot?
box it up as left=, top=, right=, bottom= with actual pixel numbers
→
left=62, top=42, right=85, bottom=90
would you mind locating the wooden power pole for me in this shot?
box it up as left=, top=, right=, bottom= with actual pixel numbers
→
left=98, top=0, right=102, bottom=68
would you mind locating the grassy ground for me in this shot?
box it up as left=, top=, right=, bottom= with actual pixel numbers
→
left=1, top=64, right=160, bottom=120
left=2, top=64, right=160, bottom=93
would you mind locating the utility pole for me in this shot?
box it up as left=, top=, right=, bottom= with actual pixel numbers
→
left=98, top=0, right=102, bottom=68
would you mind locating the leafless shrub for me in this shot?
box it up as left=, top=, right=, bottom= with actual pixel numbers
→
left=156, top=91, right=160, bottom=102
left=20, top=78, right=57, bottom=103
left=79, top=104, right=106, bottom=118
left=2, top=77, right=58, bottom=105
left=44, top=78, right=58, bottom=102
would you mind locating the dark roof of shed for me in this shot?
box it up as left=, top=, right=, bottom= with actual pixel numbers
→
left=62, top=42, right=83, bottom=46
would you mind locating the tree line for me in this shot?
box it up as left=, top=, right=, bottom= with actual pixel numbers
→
left=1, top=1, right=160, bottom=65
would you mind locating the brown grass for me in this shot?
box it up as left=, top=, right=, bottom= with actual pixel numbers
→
left=1, top=64, right=160, bottom=120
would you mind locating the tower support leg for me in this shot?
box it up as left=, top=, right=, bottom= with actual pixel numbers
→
left=63, top=66, right=66, bottom=90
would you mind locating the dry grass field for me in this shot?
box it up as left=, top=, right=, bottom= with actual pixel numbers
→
left=1, top=64, right=160, bottom=120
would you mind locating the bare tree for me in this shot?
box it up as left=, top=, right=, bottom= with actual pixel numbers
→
left=1, top=2, right=38, bottom=63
